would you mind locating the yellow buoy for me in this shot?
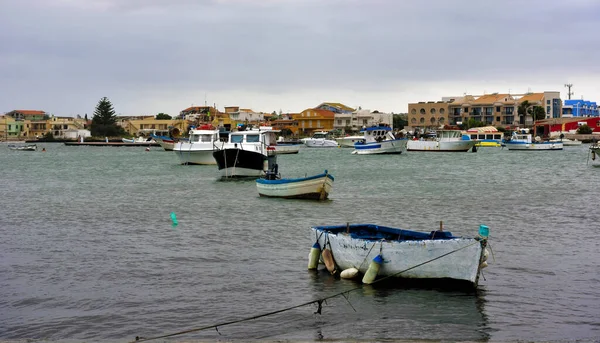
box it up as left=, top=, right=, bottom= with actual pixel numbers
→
left=307, top=242, right=321, bottom=270
left=362, top=254, right=383, bottom=284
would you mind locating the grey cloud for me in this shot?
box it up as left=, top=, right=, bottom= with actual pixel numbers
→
left=1, top=0, right=599, bottom=115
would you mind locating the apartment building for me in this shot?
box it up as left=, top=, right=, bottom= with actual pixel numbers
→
left=409, top=91, right=563, bottom=130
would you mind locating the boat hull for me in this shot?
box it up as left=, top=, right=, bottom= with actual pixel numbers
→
left=274, top=144, right=302, bottom=154
left=174, top=141, right=217, bottom=165
left=312, top=224, right=485, bottom=286
left=352, top=139, right=407, bottom=155
left=213, top=148, right=266, bottom=178
left=407, top=140, right=475, bottom=152
left=505, top=142, right=563, bottom=150
left=304, top=139, right=338, bottom=148
left=256, top=172, right=334, bottom=200
left=336, top=136, right=364, bottom=148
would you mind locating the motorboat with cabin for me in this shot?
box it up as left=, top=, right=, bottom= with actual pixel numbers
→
left=406, top=130, right=476, bottom=152
left=212, top=126, right=280, bottom=178
left=173, top=125, right=221, bottom=165
left=351, top=126, right=407, bottom=155
left=302, top=131, right=339, bottom=148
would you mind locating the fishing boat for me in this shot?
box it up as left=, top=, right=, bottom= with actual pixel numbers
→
left=504, top=132, right=563, bottom=151
left=212, top=127, right=279, bottom=178
left=256, top=170, right=334, bottom=200
left=150, top=134, right=189, bottom=151
left=335, top=135, right=364, bottom=148
left=302, top=131, right=338, bottom=148
left=272, top=142, right=302, bottom=154
left=406, top=130, right=476, bottom=152
left=8, top=144, right=37, bottom=151
left=173, top=125, right=221, bottom=165
left=308, top=222, right=490, bottom=287
left=351, top=126, right=407, bottom=155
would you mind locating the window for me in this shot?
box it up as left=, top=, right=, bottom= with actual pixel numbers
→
left=362, top=119, right=368, bottom=125
left=547, top=100, right=550, bottom=105
left=411, top=109, right=416, bottom=114
left=309, top=120, right=313, bottom=127
left=411, top=118, right=416, bottom=124
left=430, top=117, right=436, bottom=124
left=430, top=108, right=436, bottom=114
left=337, top=120, right=342, bottom=125
left=231, top=135, right=243, bottom=143
left=440, top=108, right=445, bottom=114
left=420, top=108, right=426, bottom=114
left=201, top=134, right=213, bottom=142
left=317, top=120, right=321, bottom=127
left=346, top=120, right=350, bottom=125
left=496, top=107, right=501, bottom=112
left=439, top=117, right=445, bottom=124
left=246, top=135, right=259, bottom=142
left=496, top=117, right=500, bottom=122
left=419, top=118, right=425, bottom=124
left=546, top=106, right=550, bottom=114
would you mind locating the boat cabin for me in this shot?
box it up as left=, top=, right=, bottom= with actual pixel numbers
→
left=360, top=126, right=395, bottom=143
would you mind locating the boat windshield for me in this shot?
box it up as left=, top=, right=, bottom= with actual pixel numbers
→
left=246, top=134, right=260, bottom=143
left=231, top=135, right=244, bottom=143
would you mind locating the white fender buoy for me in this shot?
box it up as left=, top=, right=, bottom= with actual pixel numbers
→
left=482, top=248, right=489, bottom=261
left=322, top=248, right=336, bottom=274
left=480, top=261, right=488, bottom=269
left=362, top=254, right=383, bottom=284
left=307, top=242, right=321, bottom=270
left=340, top=267, right=359, bottom=279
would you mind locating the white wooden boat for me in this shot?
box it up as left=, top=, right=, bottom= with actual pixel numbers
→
left=309, top=223, right=490, bottom=287
left=256, top=170, right=334, bottom=200
left=407, top=130, right=476, bottom=152
left=8, top=144, right=37, bottom=151
left=590, top=143, right=600, bottom=162
left=549, top=138, right=582, bottom=146
left=173, top=125, right=220, bottom=165
left=302, top=131, right=338, bottom=148
left=351, top=126, right=407, bottom=155
left=504, top=132, right=563, bottom=151
left=121, top=137, right=156, bottom=144
left=335, top=135, right=364, bottom=148
left=273, top=143, right=302, bottom=154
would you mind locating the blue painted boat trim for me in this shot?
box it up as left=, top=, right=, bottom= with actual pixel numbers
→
left=256, top=171, right=334, bottom=184
left=312, top=223, right=458, bottom=241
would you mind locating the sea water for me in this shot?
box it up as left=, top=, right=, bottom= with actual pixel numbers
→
left=1, top=143, right=599, bottom=342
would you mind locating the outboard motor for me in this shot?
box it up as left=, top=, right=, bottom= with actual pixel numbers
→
left=265, top=147, right=279, bottom=180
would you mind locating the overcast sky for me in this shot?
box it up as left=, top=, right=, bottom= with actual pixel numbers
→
left=1, top=0, right=599, bottom=116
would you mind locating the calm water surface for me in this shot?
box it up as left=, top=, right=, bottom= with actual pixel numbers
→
left=1, top=142, right=599, bottom=342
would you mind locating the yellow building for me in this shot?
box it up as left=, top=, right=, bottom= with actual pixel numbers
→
left=408, top=101, right=450, bottom=128
left=118, top=116, right=188, bottom=137
left=294, top=108, right=335, bottom=136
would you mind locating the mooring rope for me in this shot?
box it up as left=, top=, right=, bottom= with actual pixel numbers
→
left=130, top=239, right=483, bottom=343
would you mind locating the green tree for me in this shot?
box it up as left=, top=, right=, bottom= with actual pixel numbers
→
left=531, top=106, right=546, bottom=121
left=91, top=97, right=123, bottom=136
left=517, top=100, right=531, bottom=116
left=392, top=114, right=407, bottom=129
left=577, top=124, right=593, bottom=134
left=156, top=113, right=172, bottom=120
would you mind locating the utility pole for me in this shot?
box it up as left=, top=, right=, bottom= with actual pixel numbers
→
left=564, top=83, right=573, bottom=100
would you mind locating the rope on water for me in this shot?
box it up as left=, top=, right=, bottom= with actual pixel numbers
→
left=130, top=239, right=483, bottom=343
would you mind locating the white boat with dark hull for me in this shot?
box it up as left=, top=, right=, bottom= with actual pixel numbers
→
left=504, top=132, right=563, bottom=151
left=8, top=144, right=37, bottom=151
left=212, top=127, right=279, bottom=178
left=256, top=170, right=334, bottom=200
left=173, top=125, right=221, bottom=165
left=302, top=131, right=338, bottom=148
left=309, top=223, right=490, bottom=287
left=335, top=135, right=364, bottom=148
left=407, top=130, right=476, bottom=152
left=351, top=126, right=407, bottom=155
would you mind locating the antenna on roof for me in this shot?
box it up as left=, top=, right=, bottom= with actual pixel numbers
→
left=564, top=83, right=573, bottom=100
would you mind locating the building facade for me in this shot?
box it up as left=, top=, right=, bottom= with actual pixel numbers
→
left=562, top=99, right=599, bottom=117
left=294, top=109, right=335, bottom=135
left=409, top=91, right=563, bottom=130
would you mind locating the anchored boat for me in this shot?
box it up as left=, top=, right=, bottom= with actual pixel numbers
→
left=308, top=222, right=490, bottom=287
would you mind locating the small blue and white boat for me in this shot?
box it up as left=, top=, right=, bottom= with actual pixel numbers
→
left=309, top=222, right=490, bottom=287
left=351, top=126, right=407, bottom=155
left=504, top=131, right=563, bottom=151
left=256, top=170, right=334, bottom=200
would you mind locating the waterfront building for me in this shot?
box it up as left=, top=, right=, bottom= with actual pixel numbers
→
left=294, top=108, right=335, bottom=135
left=408, top=91, right=562, bottom=131
left=333, top=109, right=393, bottom=133
left=562, top=99, right=599, bottom=117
